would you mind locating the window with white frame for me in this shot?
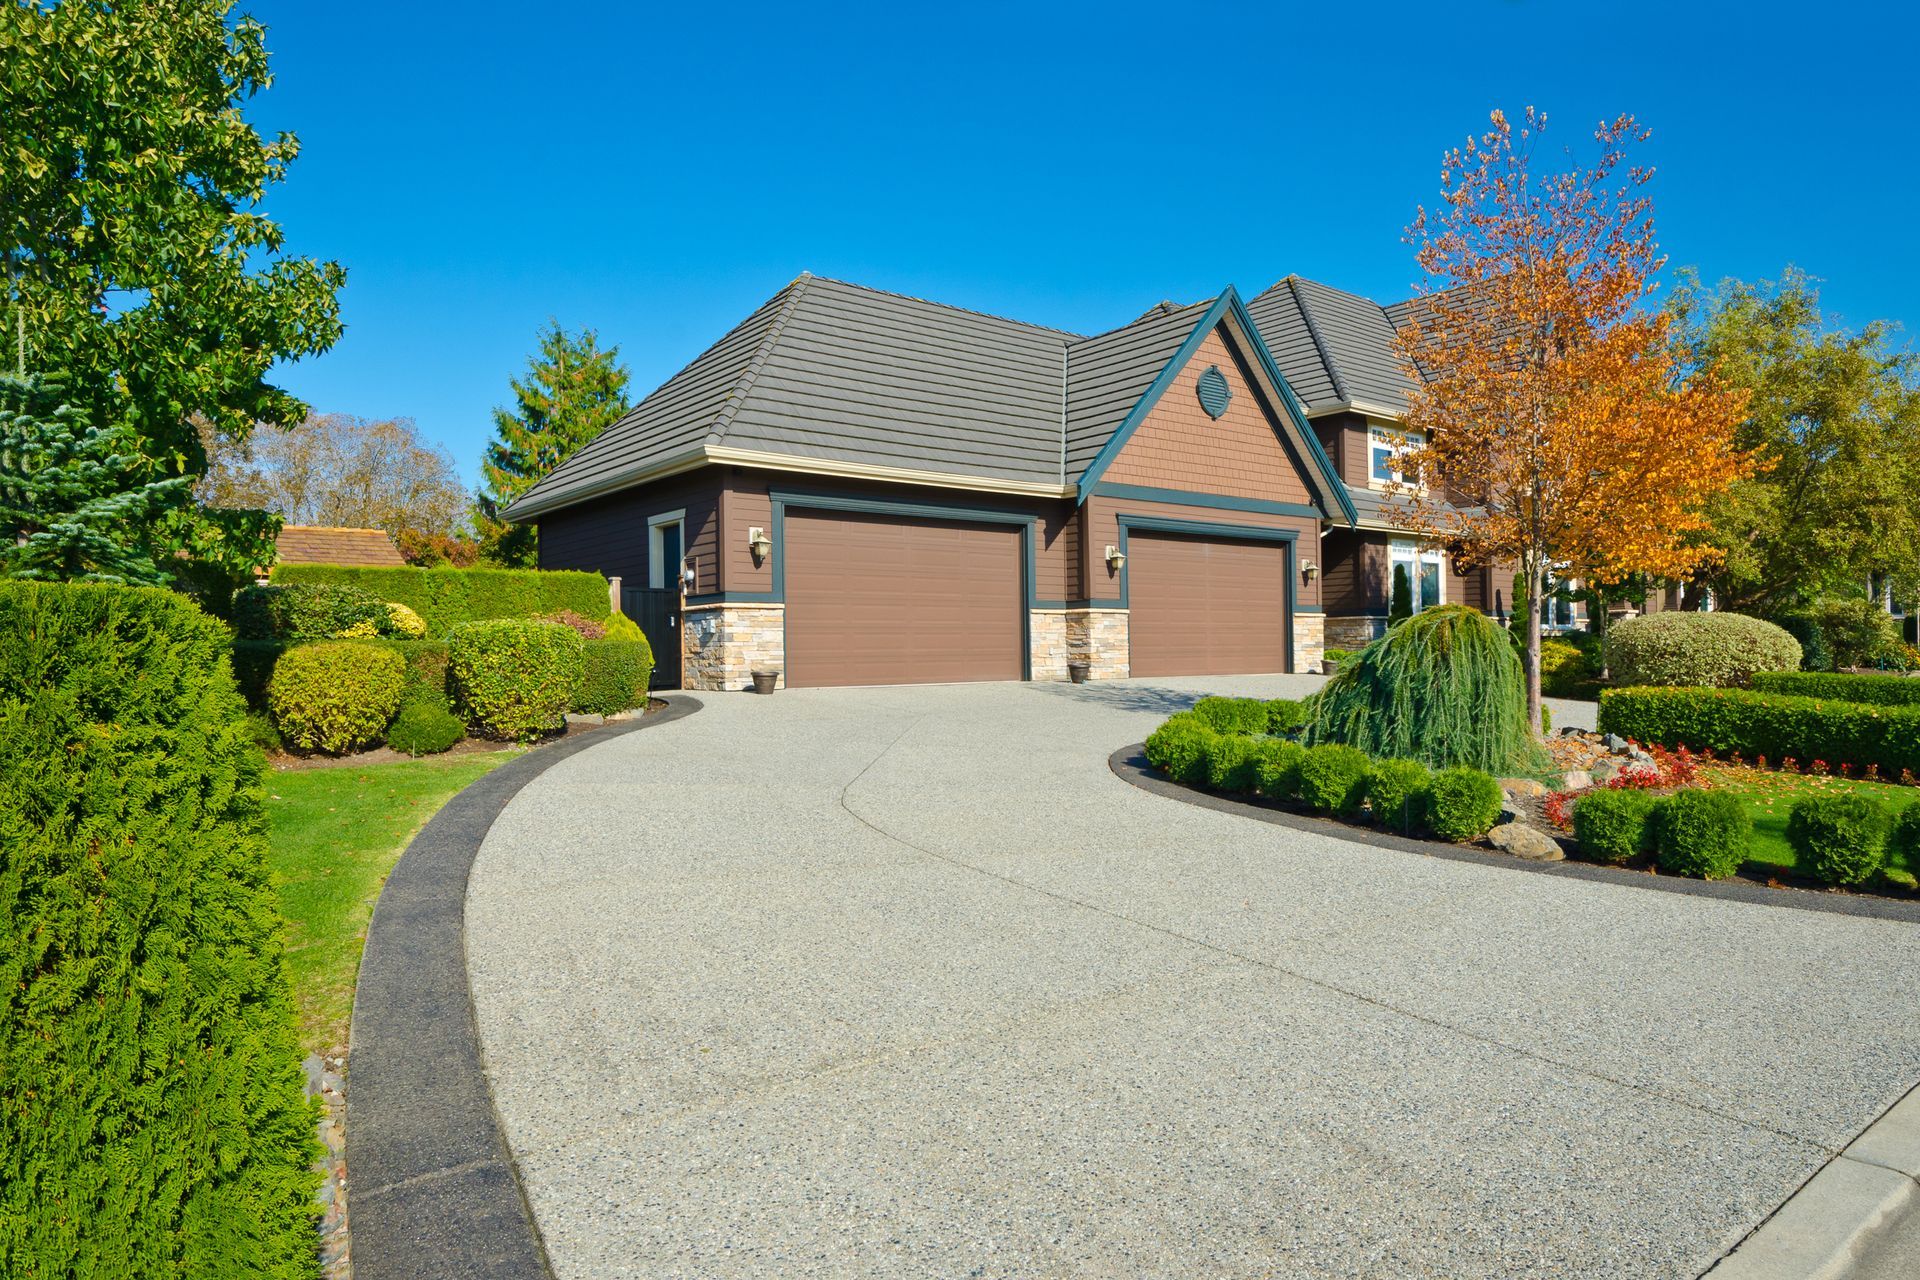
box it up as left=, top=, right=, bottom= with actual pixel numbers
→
left=647, top=510, right=686, bottom=591
left=1368, top=427, right=1425, bottom=489
left=1388, top=539, right=1444, bottom=613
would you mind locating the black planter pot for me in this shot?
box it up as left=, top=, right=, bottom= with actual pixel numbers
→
left=1067, top=661, right=1090, bottom=684
left=750, top=670, right=779, bottom=694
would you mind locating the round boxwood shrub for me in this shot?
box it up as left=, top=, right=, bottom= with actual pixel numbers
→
left=1572, top=788, right=1658, bottom=865
left=1145, top=712, right=1221, bottom=785
left=1203, top=735, right=1264, bottom=793
left=1893, top=804, right=1920, bottom=865
left=386, top=695, right=467, bottom=756
left=1254, top=739, right=1307, bottom=799
left=1425, top=767, right=1504, bottom=841
left=573, top=637, right=656, bottom=715
left=0, top=582, right=317, bottom=1277
left=1606, top=612, right=1802, bottom=689
left=1191, top=695, right=1269, bottom=735
left=1652, top=789, right=1752, bottom=879
left=1365, top=758, right=1432, bottom=834
left=448, top=620, right=585, bottom=742
left=1786, top=793, right=1891, bottom=886
left=1265, top=697, right=1311, bottom=734
left=268, top=640, right=406, bottom=754
left=385, top=601, right=429, bottom=638
left=1297, top=743, right=1372, bottom=815
left=1310, top=605, right=1532, bottom=773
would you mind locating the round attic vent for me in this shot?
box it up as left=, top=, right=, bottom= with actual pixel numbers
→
left=1196, top=365, right=1232, bottom=419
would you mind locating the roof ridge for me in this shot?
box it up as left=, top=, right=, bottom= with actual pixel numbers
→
left=1067, top=296, right=1211, bottom=348
left=707, top=272, right=813, bottom=446
left=1286, top=276, right=1349, bottom=403
left=803, top=273, right=1083, bottom=339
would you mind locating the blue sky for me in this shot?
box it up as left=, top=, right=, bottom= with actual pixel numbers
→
left=249, top=0, right=1920, bottom=488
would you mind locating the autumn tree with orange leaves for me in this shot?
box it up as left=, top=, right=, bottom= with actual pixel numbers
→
left=1391, top=107, right=1755, bottom=730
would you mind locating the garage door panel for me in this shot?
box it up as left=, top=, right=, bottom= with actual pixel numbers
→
left=785, top=510, right=1023, bottom=687
left=1128, top=532, right=1288, bottom=677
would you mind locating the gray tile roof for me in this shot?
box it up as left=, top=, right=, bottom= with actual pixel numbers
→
left=1245, top=276, right=1418, bottom=414
left=507, top=272, right=1383, bottom=522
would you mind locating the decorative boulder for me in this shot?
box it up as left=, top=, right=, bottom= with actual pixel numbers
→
left=1488, top=822, right=1566, bottom=861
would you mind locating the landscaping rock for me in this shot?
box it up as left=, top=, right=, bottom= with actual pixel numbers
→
left=1603, top=733, right=1630, bottom=752
left=1563, top=769, right=1593, bottom=792
left=564, top=712, right=606, bottom=726
left=1501, top=777, right=1549, bottom=798
left=1488, top=822, right=1566, bottom=861
left=1591, top=757, right=1623, bottom=785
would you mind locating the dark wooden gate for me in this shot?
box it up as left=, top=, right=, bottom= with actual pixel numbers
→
left=628, top=587, right=682, bottom=689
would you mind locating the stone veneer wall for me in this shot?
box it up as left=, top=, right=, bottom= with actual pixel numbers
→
left=682, top=604, right=785, bottom=691
left=1325, top=615, right=1386, bottom=650
left=1293, top=612, right=1326, bottom=675
left=1028, top=608, right=1131, bottom=680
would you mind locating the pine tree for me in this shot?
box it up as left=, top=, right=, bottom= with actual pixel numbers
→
left=1388, top=563, right=1414, bottom=626
left=0, top=372, right=193, bottom=585
left=475, top=321, right=631, bottom=566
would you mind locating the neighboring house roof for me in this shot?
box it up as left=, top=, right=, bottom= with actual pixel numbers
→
left=1244, top=276, right=1419, bottom=419
left=274, top=525, right=406, bottom=568
left=504, top=273, right=1358, bottom=524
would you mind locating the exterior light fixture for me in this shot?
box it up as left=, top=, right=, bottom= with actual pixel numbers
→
left=1105, top=544, right=1125, bottom=572
left=680, top=557, right=697, bottom=591
left=747, top=526, right=773, bottom=562
left=1302, top=560, right=1320, bottom=582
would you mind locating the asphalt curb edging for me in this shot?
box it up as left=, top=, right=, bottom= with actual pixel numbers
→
left=346, top=696, right=703, bottom=1280
left=1109, top=745, right=1920, bottom=925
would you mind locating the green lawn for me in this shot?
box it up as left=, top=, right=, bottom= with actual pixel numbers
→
left=263, top=752, right=518, bottom=1056
left=1696, top=764, right=1919, bottom=879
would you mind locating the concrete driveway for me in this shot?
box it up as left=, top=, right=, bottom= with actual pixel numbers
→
left=464, top=678, right=1920, bottom=1279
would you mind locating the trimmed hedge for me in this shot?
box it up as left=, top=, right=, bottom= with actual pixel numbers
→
left=1786, top=794, right=1890, bottom=886
left=271, top=564, right=609, bottom=637
left=1598, top=687, right=1920, bottom=777
left=1605, top=611, right=1801, bottom=689
left=234, top=580, right=386, bottom=641
left=1204, top=735, right=1264, bottom=793
left=448, top=620, right=585, bottom=741
left=1752, top=671, right=1920, bottom=709
left=1653, top=789, right=1751, bottom=879
left=0, top=582, right=316, bottom=1277
left=1365, top=758, right=1431, bottom=834
left=1192, top=696, right=1270, bottom=735
left=268, top=641, right=406, bottom=754
left=573, top=638, right=656, bottom=716
left=1425, top=767, right=1504, bottom=841
left=1297, top=743, right=1371, bottom=815
left=1572, top=788, right=1658, bottom=865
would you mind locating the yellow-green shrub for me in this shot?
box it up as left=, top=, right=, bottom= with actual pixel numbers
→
left=268, top=641, right=406, bottom=754
left=448, top=620, right=584, bottom=741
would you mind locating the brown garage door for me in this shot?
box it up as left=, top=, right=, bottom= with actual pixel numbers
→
left=1128, top=531, right=1289, bottom=677
left=784, top=509, right=1024, bottom=687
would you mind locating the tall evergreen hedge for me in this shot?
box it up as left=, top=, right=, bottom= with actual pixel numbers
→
left=0, top=582, right=318, bottom=1279
left=268, top=564, right=608, bottom=636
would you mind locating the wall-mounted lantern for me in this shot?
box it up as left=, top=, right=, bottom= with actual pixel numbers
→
left=1105, top=544, right=1126, bottom=573
left=1302, top=560, right=1320, bottom=583
left=680, top=556, right=697, bottom=591
left=747, top=526, right=773, bottom=563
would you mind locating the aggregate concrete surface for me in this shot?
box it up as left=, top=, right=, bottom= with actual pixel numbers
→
left=463, top=677, right=1920, bottom=1279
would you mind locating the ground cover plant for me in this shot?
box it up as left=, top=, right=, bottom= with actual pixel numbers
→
left=1310, top=605, right=1533, bottom=773
left=264, top=754, right=512, bottom=1056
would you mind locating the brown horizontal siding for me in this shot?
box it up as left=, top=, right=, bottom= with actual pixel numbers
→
left=536, top=469, right=721, bottom=595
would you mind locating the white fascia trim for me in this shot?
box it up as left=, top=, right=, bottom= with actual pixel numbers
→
left=1303, top=399, right=1408, bottom=423
left=705, top=446, right=1076, bottom=498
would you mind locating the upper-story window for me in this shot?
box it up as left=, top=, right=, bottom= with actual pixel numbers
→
left=1369, top=426, right=1425, bottom=489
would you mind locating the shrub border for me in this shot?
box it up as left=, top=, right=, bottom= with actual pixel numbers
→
left=346, top=695, right=704, bottom=1280
left=1109, top=744, right=1920, bottom=926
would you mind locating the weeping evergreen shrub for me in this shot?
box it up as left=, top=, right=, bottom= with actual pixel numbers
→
left=0, top=582, right=317, bottom=1278
left=1308, top=604, right=1533, bottom=772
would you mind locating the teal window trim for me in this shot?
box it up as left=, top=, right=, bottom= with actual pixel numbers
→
left=1089, top=482, right=1323, bottom=520
left=766, top=486, right=1037, bottom=681
left=1113, top=512, right=1302, bottom=673
left=1070, top=286, right=1359, bottom=530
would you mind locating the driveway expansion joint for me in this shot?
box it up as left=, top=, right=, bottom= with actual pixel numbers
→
left=346, top=696, right=702, bottom=1280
